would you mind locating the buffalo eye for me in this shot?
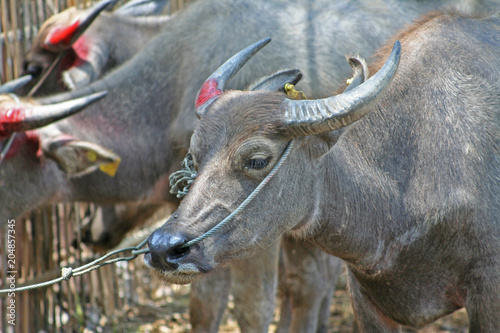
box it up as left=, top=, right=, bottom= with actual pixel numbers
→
left=245, top=158, right=269, bottom=170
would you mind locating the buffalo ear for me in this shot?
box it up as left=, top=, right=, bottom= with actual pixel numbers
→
left=42, top=136, right=121, bottom=177
left=114, top=0, right=169, bottom=16
left=343, top=55, right=369, bottom=92
left=62, top=54, right=109, bottom=90
left=248, top=69, right=302, bottom=93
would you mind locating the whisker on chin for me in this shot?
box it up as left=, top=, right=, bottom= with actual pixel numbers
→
left=149, top=267, right=201, bottom=285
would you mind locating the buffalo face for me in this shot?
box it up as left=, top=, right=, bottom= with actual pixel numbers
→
left=144, top=92, right=315, bottom=283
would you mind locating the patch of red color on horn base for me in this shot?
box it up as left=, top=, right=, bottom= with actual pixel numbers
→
left=72, top=37, right=90, bottom=61
left=196, top=79, right=222, bottom=108
left=0, top=108, right=26, bottom=137
left=59, top=37, right=90, bottom=71
left=45, top=20, right=80, bottom=47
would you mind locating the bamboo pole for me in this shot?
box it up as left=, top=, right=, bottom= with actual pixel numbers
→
left=9, top=0, right=20, bottom=78
left=63, top=204, right=74, bottom=331
left=1, top=0, right=12, bottom=82
left=33, top=211, right=42, bottom=332
left=48, top=206, right=56, bottom=331
left=20, top=219, right=29, bottom=333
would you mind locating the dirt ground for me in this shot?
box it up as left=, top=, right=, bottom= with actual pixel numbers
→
left=106, top=269, right=468, bottom=333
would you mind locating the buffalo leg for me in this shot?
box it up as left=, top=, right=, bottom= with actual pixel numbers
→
left=276, top=251, right=292, bottom=333
left=190, top=269, right=231, bottom=333
left=466, top=272, right=500, bottom=332
left=230, top=240, right=280, bottom=333
left=347, top=269, right=400, bottom=333
left=278, top=237, right=343, bottom=333
left=316, top=255, right=341, bottom=333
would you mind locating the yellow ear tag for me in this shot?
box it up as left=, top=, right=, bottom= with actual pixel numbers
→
left=285, top=83, right=307, bottom=100
left=99, top=157, right=121, bottom=177
left=346, top=78, right=353, bottom=85
left=86, top=150, right=97, bottom=162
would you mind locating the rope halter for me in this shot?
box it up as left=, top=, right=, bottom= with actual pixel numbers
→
left=167, top=140, right=295, bottom=249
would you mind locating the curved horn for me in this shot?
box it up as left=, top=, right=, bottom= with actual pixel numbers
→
left=195, top=38, right=271, bottom=118
left=0, top=75, right=33, bottom=94
left=36, top=79, right=107, bottom=105
left=72, top=0, right=117, bottom=44
left=114, top=0, right=169, bottom=17
left=45, top=0, right=116, bottom=48
left=284, top=41, right=401, bottom=137
left=0, top=91, right=107, bottom=136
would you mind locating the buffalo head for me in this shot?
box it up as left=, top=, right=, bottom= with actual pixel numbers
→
left=22, top=0, right=113, bottom=82
left=0, top=81, right=115, bottom=221
left=145, top=39, right=400, bottom=283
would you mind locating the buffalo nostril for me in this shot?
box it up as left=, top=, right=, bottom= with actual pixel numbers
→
left=168, top=243, right=190, bottom=261
left=25, top=64, right=43, bottom=77
left=147, top=229, right=190, bottom=270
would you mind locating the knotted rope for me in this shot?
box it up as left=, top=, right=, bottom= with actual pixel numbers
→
left=169, top=153, right=197, bottom=198
left=0, top=237, right=149, bottom=294
left=0, top=140, right=294, bottom=293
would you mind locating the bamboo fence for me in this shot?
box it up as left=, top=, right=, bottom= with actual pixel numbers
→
left=0, top=1, right=191, bottom=332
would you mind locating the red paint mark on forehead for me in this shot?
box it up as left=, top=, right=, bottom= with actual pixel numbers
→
left=45, top=20, right=80, bottom=47
left=196, top=79, right=222, bottom=108
left=0, top=107, right=26, bottom=137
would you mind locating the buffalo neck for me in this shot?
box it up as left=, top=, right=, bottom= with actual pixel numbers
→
left=305, top=117, right=416, bottom=275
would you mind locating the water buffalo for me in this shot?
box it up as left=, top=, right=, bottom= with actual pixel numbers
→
left=2, top=0, right=492, bottom=331
left=21, top=0, right=170, bottom=95
left=146, top=11, right=500, bottom=332
left=19, top=0, right=175, bottom=250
